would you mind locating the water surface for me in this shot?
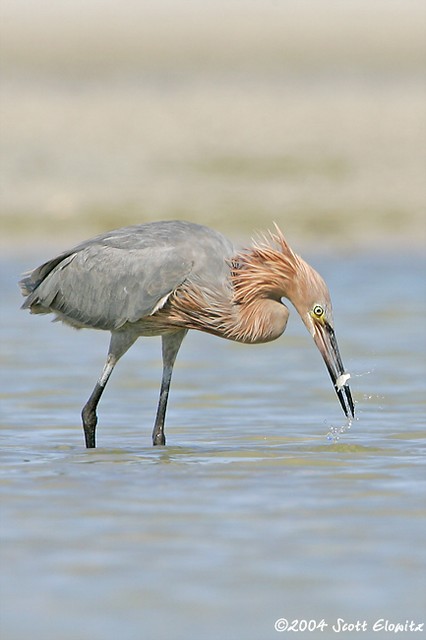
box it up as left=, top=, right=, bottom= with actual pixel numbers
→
left=1, top=251, right=425, bottom=640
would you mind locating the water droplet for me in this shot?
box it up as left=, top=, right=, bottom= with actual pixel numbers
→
left=325, top=416, right=353, bottom=442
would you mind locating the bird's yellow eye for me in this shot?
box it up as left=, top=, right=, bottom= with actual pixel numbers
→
left=313, top=304, right=324, bottom=318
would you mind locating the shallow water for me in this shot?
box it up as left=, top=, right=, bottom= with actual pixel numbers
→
left=1, top=250, right=425, bottom=640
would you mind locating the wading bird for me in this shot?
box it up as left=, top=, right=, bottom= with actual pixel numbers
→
left=20, top=220, right=354, bottom=447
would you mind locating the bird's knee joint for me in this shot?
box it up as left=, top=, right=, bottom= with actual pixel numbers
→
left=82, top=405, right=97, bottom=429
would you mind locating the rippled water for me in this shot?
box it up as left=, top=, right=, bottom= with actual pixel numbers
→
left=1, top=250, right=425, bottom=640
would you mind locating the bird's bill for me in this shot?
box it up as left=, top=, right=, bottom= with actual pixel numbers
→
left=313, top=322, right=355, bottom=419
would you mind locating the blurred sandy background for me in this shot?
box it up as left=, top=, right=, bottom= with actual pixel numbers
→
left=1, top=0, right=425, bottom=250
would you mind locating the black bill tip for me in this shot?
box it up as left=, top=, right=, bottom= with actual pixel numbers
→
left=336, top=383, right=355, bottom=419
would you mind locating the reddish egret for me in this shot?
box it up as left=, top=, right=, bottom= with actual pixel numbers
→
left=20, top=220, right=354, bottom=447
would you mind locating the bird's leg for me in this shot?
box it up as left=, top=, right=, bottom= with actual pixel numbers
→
left=81, top=331, right=136, bottom=448
left=82, top=361, right=114, bottom=448
left=152, top=329, right=187, bottom=446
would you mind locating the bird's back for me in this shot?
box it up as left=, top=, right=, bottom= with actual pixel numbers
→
left=20, top=221, right=235, bottom=331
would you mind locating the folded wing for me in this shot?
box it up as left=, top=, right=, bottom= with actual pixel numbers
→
left=20, top=242, right=193, bottom=330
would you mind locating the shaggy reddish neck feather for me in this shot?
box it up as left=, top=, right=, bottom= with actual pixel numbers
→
left=157, top=233, right=304, bottom=343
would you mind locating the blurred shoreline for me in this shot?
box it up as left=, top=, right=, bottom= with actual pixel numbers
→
left=1, top=0, right=425, bottom=253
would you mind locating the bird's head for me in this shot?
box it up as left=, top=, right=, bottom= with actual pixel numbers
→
left=292, top=265, right=354, bottom=419
left=243, top=225, right=355, bottom=419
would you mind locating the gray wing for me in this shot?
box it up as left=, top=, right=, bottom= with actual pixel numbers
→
left=20, top=243, right=194, bottom=330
